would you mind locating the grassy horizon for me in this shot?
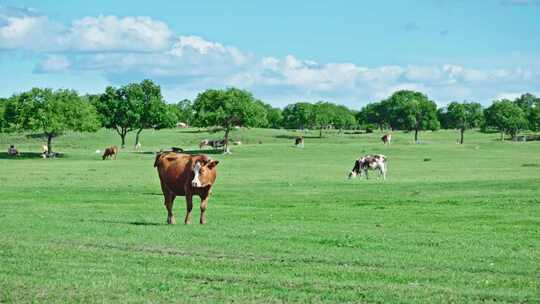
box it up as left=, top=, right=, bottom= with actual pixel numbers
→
left=1, top=128, right=539, bottom=303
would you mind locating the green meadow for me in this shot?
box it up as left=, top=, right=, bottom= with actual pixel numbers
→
left=0, top=128, right=539, bottom=303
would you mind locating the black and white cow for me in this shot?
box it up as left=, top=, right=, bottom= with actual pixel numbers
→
left=348, top=154, right=387, bottom=180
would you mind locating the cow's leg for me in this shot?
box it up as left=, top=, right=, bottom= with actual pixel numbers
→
left=364, top=169, right=369, bottom=180
left=163, top=191, right=176, bottom=224
left=184, top=193, right=194, bottom=224
left=199, top=193, right=210, bottom=224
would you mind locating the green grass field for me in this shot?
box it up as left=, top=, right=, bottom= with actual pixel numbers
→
left=0, top=128, right=539, bottom=303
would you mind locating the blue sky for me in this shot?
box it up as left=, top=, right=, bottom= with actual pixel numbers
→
left=1, top=0, right=539, bottom=108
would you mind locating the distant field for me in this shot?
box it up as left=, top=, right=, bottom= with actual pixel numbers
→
left=0, top=128, right=539, bottom=303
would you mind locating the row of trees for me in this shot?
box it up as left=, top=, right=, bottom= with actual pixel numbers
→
left=1, top=80, right=539, bottom=153
left=357, top=91, right=540, bottom=143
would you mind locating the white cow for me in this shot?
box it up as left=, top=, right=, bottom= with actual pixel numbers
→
left=348, top=154, right=387, bottom=180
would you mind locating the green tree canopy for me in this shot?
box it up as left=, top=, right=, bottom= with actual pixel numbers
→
left=256, top=101, right=283, bottom=129
left=172, top=99, right=195, bottom=125
left=357, top=102, right=387, bottom=131
left=445, top=101, right=484, bottom=144
left=332, top=104, right=357, bottom=131
left=484, top=99, right=528, bottom=140
left=94, top=86, right=139, bottom=147
left=132, top=80, right=176, bottom=147
left=385, top=90, right=439, bottom=142
left=0, top=98, right=6, bottom=132
left=282, top=102, right=315, bottom=130
left=4, top=88, right=99, bottom=154
left=192, top=88, right=266, bottom=153
left=514, top=93, right=540, bottom=131
left=94, top=80, right=173, bottom=147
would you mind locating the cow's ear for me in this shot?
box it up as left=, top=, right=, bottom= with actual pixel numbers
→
left=207, top=160, right=219, bottom=169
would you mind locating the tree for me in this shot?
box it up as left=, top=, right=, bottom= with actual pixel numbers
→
left=94, top=80, right=173, bottom=148
left=437, top=107, right=452, bottom=129
left=172, top=99, right=195, bottom=125
left=256, top=101, right=283, bottom=129
left=312, top=102, right=335, bottom=137
left=0, top=98, right=6, bottom=132
left=514, top=93, right=540, bottom=131
left=445, top=102, right=483, bottom=144
left=484, top=99, right=528, bottom=140
left=333, top=105, right=357, bottom=132
left=386, top=90, right=439, bottom=142
left=132, top=80, right=175, bottom=147
left=4, top=88, right=99, bottom=154
left=529, top=103, right=540, bottom=132
left=282, top=102, right=315, bottom=130
left=94, top=86, right=139, bottom=147
left=192, top=88, right=266, bottom=153
left=358, top=102, right=387, bottom=131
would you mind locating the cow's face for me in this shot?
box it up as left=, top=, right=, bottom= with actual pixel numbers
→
left=348, top=160, right=361, bottom=179
left=192, top=159, right=220, bottom=188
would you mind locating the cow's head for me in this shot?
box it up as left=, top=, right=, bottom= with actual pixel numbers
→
left=348, top=159, right=362, bottom=179
left=191, top=159, right=220, bottom=188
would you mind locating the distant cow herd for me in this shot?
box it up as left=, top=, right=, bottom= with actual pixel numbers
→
left=6, top=133, right=391, bottom=225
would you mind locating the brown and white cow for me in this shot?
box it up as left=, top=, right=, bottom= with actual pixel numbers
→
left=102, top=146, right=118, bottom=160
left=381, top=133, right=392, bottom=145
left=199, top=139, right=226, bottom=149
left=154, top=152, right=219, bottom=224
left=294, top=136, right=304, bottom=147
left=348, top=154, right=387, bottom=180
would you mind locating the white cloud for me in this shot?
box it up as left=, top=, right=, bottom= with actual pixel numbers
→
left=34, top=55, right=71, bottom=73
left=0, top=9, right=173, bottom=52
left=0, top=7, right=56, bottom=51
left=62, top=16, right=173, bottom=52
left=1, top=6, right=539, bottom=107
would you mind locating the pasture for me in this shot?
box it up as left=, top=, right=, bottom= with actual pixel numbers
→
left=0, top=128, right=539, bottom=303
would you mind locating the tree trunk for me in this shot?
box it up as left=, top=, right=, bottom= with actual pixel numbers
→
left=135, top=128, right=143, bottom=147
left=47, top=134, right=53, bottom=155
left=319, top=127, right=323, bottom=138
left=120, top=133, right=126, bottom=148
left=500, top=131, right=504, bottom=141
left=460, top=128, right=465, bottom=144
left=414, top=128, right=419, bottom=143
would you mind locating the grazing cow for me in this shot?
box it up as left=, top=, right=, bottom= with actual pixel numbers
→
left=199, top=139, right=225, bottom=149
left=102, top=146, right=119, bottom=160
left=381, top=133, right=392, bottom=145
left=7, top=145, right=19, bottom=156
left=154, top=152, right=219, bottom=224
left=348, top=154, right=387, bottom=180
left=294, top=136, right=304, bottom=148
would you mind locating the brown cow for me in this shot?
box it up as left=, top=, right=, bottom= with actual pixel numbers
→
left=154, top=152, right=219, bottom=224
left=102, top=146, right=118, bottom=160
left=294, top=136, right=304, bottom=147
left=381, top=133, right=392, bottom=145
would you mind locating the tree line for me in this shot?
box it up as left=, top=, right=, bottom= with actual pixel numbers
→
left=1, top=79, right=539, bottom=154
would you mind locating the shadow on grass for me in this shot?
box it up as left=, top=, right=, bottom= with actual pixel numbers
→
left=274, top=135, right=321, bottom=139
left=92, top=219, right=165, bottom=226
left=176, top=129, right=205, bottom=134
left=0, top=152, right=64, bottom=159
left=129, top=148, right=225, bottom=155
